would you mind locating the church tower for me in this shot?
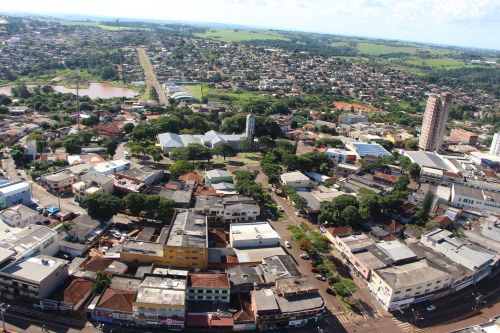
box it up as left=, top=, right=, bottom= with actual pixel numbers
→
left=245, top=113, right=255, bottom=138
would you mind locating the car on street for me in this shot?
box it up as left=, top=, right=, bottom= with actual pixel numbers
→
left=316, top=274, right=326, bottom=281
left=277, top=206, right=284, bottom=212
left=311, top=268, right=320, bottom=273
left=294, top=211, right=302, bottom=217
left=326, top=288, right=335, bottom=295
left=299, top=253, right=310, bottom=259
left=426, top=305, right=436, bottom=312
left=285, top=241, right=291, bottom=248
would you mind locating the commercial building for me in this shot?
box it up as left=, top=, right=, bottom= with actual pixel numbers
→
left=468, top=151, right=500, bottom=169
left=92, top=288, right=136, bottom=325
left=348, top=142, right=391, bottom=158
left=120, top=212, right=208, bottom=270
left=133, top=270, right=188, bottom=329
left=0, top=181, right=32, bottom=209
left=338, top=113, right=368, bottom=124
left=0, top=255, right=69, bottom=300
left=0, top=204, right=40, bottom=228
left=280, top=171, right=311, bottom=189
left=449, top=128, right=478, bottom=145
left=230, top=222, right=280, bottom=248
left=187, top=273, right=230, bottom=303
left=250, top=277, right=324, bottom=330
left=193, top=195, right=260, bottom=223
left=420, top=229, right=495, bottom=285
left=324, top=148, right=357, bottom=166
left=451, top=184, right=500, bottom=213
left=489, top=132, right=500, bottom=156
left=369, top=259, right=451, bottom=311
left=418, top=93, right=451, bottom=152
left=59, top=215, right=110, bottom=258
left=94, top=159, right=131, bottom=175
left=39, top=170, right=78, bottom=193
left=72, top=171, right=114, bottom=201
left=0, top=225, right=59, bottom=260
left=118, top=166, right=164, bottom=186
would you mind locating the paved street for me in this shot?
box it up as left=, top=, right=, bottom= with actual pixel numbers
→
left=137, top=47, right=169, bottom=106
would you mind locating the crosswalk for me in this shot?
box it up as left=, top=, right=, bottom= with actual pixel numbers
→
left=388, top=317, right=415, bottom=333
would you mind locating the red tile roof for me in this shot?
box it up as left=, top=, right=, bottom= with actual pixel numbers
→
left=188, top=273, right=229, bottom=289
left=327, top=226, right=353, bottom=237
left=96, top=288, right=135, bottom=314
left=179, top=172, right=204, bottom=184
left=373, top=172, right=397, bottom=183
left=433, top=215, right=453, bottom=227
left=83, top=257, right=114, bottom=272
left=63, top=278, right=93, bottom=305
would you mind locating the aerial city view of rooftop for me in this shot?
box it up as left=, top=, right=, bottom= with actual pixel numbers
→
left=0, top=0, right=498, bottom=332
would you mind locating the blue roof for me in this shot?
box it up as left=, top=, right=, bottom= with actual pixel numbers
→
left=352, top=142, right=391, bottom=157
left=46, top=206, right=60, bottom=214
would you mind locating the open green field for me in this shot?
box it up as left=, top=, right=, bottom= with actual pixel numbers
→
left=194, top=29, right=287, bottom=42
left=36, top=18, right=145, bottom=31
left=402, top=57, right=476, bottom=69
left=355, top=42, right=450, bottom=56
left=179, top=83, right=275, bottom=107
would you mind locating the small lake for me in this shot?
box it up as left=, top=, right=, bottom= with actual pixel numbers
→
left=0, top=82, right=138, bottom=99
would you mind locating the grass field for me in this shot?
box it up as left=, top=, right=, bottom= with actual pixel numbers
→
left=355, top=42, right=450, bottom=56
left=178, top=83, right=274, bottom=107
left=402, top=57, right=476, bottom=69
left=37, top=19, right=145, bottom=31
left=194, top=29, right=287, bottom=42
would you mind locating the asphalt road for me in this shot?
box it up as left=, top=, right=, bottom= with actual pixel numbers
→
left=137, top=47, right=168, bottom=106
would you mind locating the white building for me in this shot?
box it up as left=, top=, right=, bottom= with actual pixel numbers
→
left=0, top=225, right=59, bottom=260
left=451, top=184, right=500, bottom=213
left=230, top=222, right=280, bottom=248
left=324, top=148, right=357, bottom=166
left=72, top=171, right=114, bottom=201
left=368, top=259, right=451, bottom=311
left=94, top=159, right=130, bottom=175
left=0, top=181, right=32, bottom=209
left=489, top=132, right=500, bottom=156
left=420, top=229, right=495, bottom=287
left=280, top=171, right=311, bottom=189
left=0, top=205, right=40, bottom=228
left=0, top=255, right=69, bottom=300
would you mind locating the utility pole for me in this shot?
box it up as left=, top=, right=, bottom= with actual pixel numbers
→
left=0, top=303, right=10, bottom=333
left=472, top=292, right=486, bottom=311
left=410, top=308, right=423, bottom=332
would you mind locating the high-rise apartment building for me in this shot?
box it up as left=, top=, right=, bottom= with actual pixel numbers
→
left=489, top=132, right=500, bottom=156
left=418, top=93, right=451, bottom=151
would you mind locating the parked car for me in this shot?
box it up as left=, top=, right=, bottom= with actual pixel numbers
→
left=294, top=211, right=302, bottom=217
left=285, top=241, right=291, bottom=248
left=316, top=274, right=326, bottom=281
left=299, top=253, right=310, bottom=259
left=326, top=288, right=335, bottom=295
left=426, top=305, right=436, bottom=312
left=277, top=206, right=284, bottom=212
left=311, top=268, right=320, bottom=273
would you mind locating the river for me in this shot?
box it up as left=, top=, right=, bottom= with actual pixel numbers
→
left=0, top=82, right=138, bottom=99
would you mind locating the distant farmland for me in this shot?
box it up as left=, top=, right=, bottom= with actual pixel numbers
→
left=194, top=29, right=287, bottom=42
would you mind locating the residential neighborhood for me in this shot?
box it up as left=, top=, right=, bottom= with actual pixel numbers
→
left=0, top=12, right=498, bottom=333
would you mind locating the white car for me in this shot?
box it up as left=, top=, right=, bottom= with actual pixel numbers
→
left=285, top=241, right=291, bottom=248
left=294, top=211, right=302, bottom=217
left=426, top=305, right=436, bottom=312
left=299, top=253, right=310, bottom=259
left=278, top=206, right=285, bottom=212
left=316, top=274, right=326, bottom=281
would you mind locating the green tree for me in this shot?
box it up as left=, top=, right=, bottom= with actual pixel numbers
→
left=340, top=205, right=362, bottom=227
left=63, top=136, right=83, bottom=154
left=290, top=193, right=308, bottom=211
left=145, top=145, right=163, bottom=162
left=157, top=198, right=175, bottom=222
left=83, top=193, right=122, bottom=220
left=169, top=160, right=195, bottom=178
left=358, top=189, right=382, bottom=219
left=394, top=175, right=409, bottom=192
left=123, top=122, right=135, bottom=134
left=333, top=279, right=357, bottom=301
left=103, top=140, right=118, bottom=156
left=414, top=191, right=434, bottom=225
left=130, top=124, right=156, bottom=142
left=408, top=163, right=421, bottom=180
left=123, top=193, right=145, bottom=216
left=11, top=149, right=24, bottom=166
left=93, top=271, right=111, bottom=294
left=212, top=142, right=235, bottom=160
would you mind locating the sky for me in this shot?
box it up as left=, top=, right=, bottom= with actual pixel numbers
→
left=2, top=0, right=500, bottom=49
